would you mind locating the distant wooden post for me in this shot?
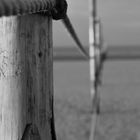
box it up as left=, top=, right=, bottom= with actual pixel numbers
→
left=89, top=0, right=100, bottom=140
left=89, top=0, right=96, bottom=101
left=0, top=14, right=55, bottom=140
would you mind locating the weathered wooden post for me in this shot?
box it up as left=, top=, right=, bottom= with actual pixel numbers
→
left=0, top=10, right=55, bottom=140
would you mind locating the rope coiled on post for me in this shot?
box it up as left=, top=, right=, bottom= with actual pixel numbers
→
left=0, top=0, right=68, bottom=20
left=0, top=0, right=53, bottom=16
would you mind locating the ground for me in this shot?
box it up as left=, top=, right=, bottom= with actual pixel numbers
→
left=54, top=60, right=140, bottom=140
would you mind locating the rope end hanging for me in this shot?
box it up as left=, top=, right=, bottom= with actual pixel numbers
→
left=51, top=0, right=68, bottom=20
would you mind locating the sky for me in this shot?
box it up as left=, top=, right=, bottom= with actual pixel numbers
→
left=53, top=0, right=140, bottom=47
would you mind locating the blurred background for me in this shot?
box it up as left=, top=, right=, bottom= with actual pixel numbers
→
left=53, top=0, right=140, bottom=140
left=53, top=0, right=140, bottom=47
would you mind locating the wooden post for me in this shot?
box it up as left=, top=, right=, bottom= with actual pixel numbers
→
left=89, top=0, right=100, bottom=140
left=89, top=0, right=96, bottom=102
left=0, top=14, right=55, bottom=140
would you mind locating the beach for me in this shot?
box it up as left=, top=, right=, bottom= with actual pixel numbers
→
left=54, top=60, right=140, bottom=140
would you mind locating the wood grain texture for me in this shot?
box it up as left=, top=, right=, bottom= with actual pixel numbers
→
left=0, top=14, right=54, bottom=140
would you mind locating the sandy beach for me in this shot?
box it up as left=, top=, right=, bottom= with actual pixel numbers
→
left=54, top=60, right=140, bottom=140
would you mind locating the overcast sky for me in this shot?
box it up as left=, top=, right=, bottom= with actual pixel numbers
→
left=53, top=0, right=140, bottom=47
